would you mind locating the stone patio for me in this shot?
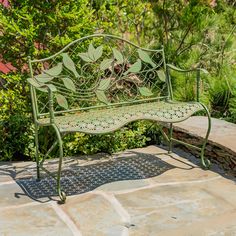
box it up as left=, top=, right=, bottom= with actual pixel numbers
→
left=0, top=145, right=235, bottom=236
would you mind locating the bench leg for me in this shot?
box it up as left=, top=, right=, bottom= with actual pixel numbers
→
left=168, top=123, right=173, bottom=154
left=53, top=125, right=67, bottom=204
left=200, top=103, right=211, bottom=169
left=34, top=125, right=40, bottom=181
left=57, top=142, right=66, bottom=204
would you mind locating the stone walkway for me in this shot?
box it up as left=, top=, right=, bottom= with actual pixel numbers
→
left=0, top=145, right=236, bottom=236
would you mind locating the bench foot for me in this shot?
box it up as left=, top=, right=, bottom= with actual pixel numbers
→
left=58, top=190, right=67, bottom=204
left=168, top=123, right=173, bottom=153
left=200, top=102, right=211, bottom=170
left=201, top=158, right=211, bottom=170
left=52, top=124, right=66, bottom=204
left=201, top=148, right=211, bottom=169
left=36, top=177, right=41, bottom=182
left=36, top=165, right=41, bottom=181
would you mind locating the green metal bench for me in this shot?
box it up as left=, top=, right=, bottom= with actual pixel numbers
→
left=27, top=34, right=211, bottom=203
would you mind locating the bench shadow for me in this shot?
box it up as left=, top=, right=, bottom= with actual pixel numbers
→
left=13, top=147, right=236, bottom=203
left=15, top=152, right=176, bottom=203
left=0, top=162, right=36, bottom=181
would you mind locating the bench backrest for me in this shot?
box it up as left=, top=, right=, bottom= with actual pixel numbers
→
left=28, top=34, right=171, bottom=119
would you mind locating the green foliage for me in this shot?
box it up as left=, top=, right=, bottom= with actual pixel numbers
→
left=64, top=121, right=152, bottom=156
left=0, top=0, right=108, bottom=161
left=0, top=114, right=33, bottom=161
left=170, top=70, right=211, bottom=107
left=148, top=0, right=236, bottom=117
left=94, top=0, right=236, bottom=118
left=0, top=0, right=235, bottom=161
left=0, top=0, right=99, bottom=66
left=0, top=74, right=33, bottom=160
left=229, top=95, right=236, bottom=123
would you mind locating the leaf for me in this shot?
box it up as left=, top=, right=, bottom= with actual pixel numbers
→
left=27, top=78, right=57, bottom=92
left=100, top=58, right=113, bottom=70
left=27, top=78, right=42, bottom=87
left=167, top=64, right=190, bottom=72
left=124, top=59, right=142, bottom=75
left=78, top=52, right=93, bottom=62
left=138, top=87, right=153, bottom=96
left=85, top=44, right=103, bottom=62
left=61, top=78, right=76, bottom=92
left=167, top=64, right=181, bottom=71
left=62, top=53, right=80, bottom=77
left=157, top=70, right=166, bottom=82
left=55, top=94, right=68, bottom=109
left=95, top=90, right=109, bottom=104
left=97, top=78, right=111, bottom=90
left=47, top=84, right=57, bottom=92
left=199, top=68, right=209, bottom=74
left=112, top=48, right=123, bottom=64
left=137, top=49, right=156, bottom=67
left=94, top=46, right=103, bottom=61
left=88, top=43, right=96, bottom=61
left=35, top=73, right=53, bottom=83
left=44, top=63, right=62, bottom=77
left=36, top=87, right=48, bottom=93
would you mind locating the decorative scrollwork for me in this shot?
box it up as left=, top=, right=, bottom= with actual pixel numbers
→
left=28, top=38, right=165, bottom=110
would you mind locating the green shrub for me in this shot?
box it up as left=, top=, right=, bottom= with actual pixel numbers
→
left=0, top=0, right=155, bottom=161
left=0, top=0, right=235, bottom=161
left=63, top=121, right=153, bottom=156
left=0, top=114, right=33, bottom=161
left=229, top=95, right=236, bottom=123
left=0, top=74, right=33, bottom=160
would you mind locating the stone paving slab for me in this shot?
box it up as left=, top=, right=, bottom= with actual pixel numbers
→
left=202, top=177, right=236, bottom=207
left=116, top=182, right=235, bottom=235
left=0, top=145, right=235, bottom=235
left=60, top=193, right=125, bottom=236
left=0, top=161, right=36, bottom=182
left=0, top=163, right=16, bottom=183
left=0, top=183, right=34, bottom=207
left=0, top=203, right=74, bottom=236
left=157, top=210, right=236, bottom=236
left=96, top=178, right=149, bottom=191
left=0, top=174, right=14, bottom=183
left=149, top=166, right=220, bottom=184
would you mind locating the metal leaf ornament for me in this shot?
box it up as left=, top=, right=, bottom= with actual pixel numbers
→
left=138, top=87, right=153, bottom=96
left=62, top=53, right=80, bottom=78
left=124, top=59, right=142, bottom=75
left=138, top=49, right=156, bottom=67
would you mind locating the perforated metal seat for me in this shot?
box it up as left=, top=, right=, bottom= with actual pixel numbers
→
left=39, top=101, right=203, bottom=134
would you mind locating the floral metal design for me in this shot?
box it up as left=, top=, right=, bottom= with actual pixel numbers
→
left=28, top=42, right=165, bottom=110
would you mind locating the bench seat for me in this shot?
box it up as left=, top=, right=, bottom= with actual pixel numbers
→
left=38, top=101, right=203, bottom=134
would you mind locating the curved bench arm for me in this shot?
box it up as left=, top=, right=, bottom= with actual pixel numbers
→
left=166, top=64, right=208, bottom=102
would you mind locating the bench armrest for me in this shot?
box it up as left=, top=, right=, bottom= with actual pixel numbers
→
left=27, top=78, right=56, bottom=124
left=166, top=64, right=208, bottom=102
